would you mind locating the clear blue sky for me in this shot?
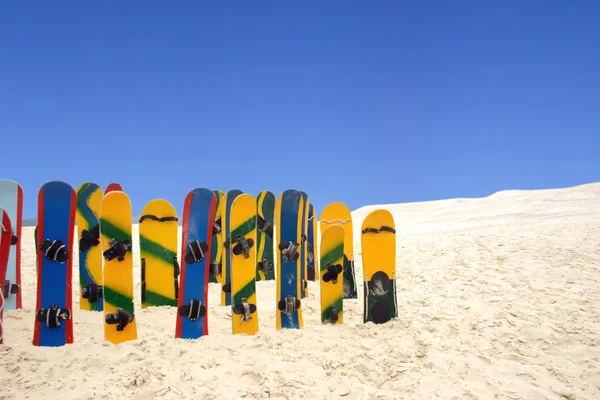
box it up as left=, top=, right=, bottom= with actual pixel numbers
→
left=1, top=1, right=599, bottom=219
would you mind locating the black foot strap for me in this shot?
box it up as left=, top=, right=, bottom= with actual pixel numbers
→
left=3, top=280, right=20, bottom=298
left=371, top=300, right=392, bottom=324
left=307, top=245, right=314, bottom=263
left=278, top=241, right=299, bottom=261
left=257, top=216, right=273, bottom=238
left=209, top=262, right=222, bottom=276
left=40, top=239, right=69, bottom=263
left=232, top=234, right=254, bottom=258
left=178, top=299, right=206, bottom=321
left=278, top=296, right=301, bottom=315
left=81, top=283, right=103, bottom=303
left=232, top=298, right=257, bottom=321
left=173, top=256, right=180, bottom=300
left=185, top=240, right=208, bottom=264
left=141, top=258, right=147, bottom=304
left=222, top=283, right=231, bottom=294
left=11, top=231, right=18, bottom=246
left=329, top=305, right=339, bottom=323
left=368, top=271, right=390, bottom=296
left=103, top=239, right=132, bottom=262
left=79, top=224, right=100, bottom=253
left=257, top=259, right=272, bottom=273
left=105, top=308, right=135, bottom=331
left=36, top=304, right=71, bottom=328
left=322, top=262, right=343, bottom=284
left=213, top=219, right=222, bottom=235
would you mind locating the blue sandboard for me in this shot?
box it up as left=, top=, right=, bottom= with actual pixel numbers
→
left=175, top=188, right=216, bottom=339
left=33, top=181, right=76, bottom=347
left=276, top=189, right=303, bottom=330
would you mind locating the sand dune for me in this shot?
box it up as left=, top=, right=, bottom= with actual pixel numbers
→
left=2, top=182, right=600, bottom=399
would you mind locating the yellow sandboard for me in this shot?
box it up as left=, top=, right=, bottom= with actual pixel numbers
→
left=229, top=193, right=259, bottom=335
left=76, top=182, right=104, bottom=311
left=309, top=205, right=319, bottom=280
left=320, top=225, right=345, bottom=324
left=210, top=190, right=224, bottom=284
left=320, top=202, right=357, bottom=298
left=220, top=189, right=243, bottom=306
left=139, top=199, right=179, bottom=308
left=100, top=191, right=138, bottom=344
left=361, top=209, right=397, bottom=324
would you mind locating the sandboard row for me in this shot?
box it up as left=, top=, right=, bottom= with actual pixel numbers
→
left=0, top=180, right=398, bottom=348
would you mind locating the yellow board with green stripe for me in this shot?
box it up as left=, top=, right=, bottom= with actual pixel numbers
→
left=361, top=209, right=397, bottom=324
left=320, top=225, right=345, bottom=324
left=320, top=202, right=357, bottom=299
left=229, top=193, right=259, bottom=335
left=139, top=199, right=179, bottom=309
left=209, top=190, right=224, bottom=284
left=76, top=182, right=104, bottom=311
left=100, top=191, right=137, bottom=344
left=220, top=189, right=242, bottom=306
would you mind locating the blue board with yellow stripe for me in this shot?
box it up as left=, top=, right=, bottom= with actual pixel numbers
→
left=275, top=189, right=304, bottom=330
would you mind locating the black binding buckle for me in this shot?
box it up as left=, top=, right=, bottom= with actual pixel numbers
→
left=103, top=239, right=132, bottom=262
left=105, top=308, right=134, bottom=331
left=4, top=280, right=20, bottom=298
left=79, top=224, right=100, bottom=253
left=279, top=241, right=299, bottom=261
left=173, top=256, right=180, bottom=300
left=185, top=240, right=208, bottom=264
left=257, top=259, right=272, bottom=273
left=11, top=230, right=18, bottom=246
left=322, top=262, right=343, bottom=284
left=257, top=216, right=273, bottom=238
left=285, top=296, right=296, bottom=314
left=82, top=283, right=103, bottom=303
left=213, top=220, right=222, bottom=235
left=39, top=239, right=69, bottom=263
left=178, top=299, right=206, bottom=321
left=209, top=262, right=222, bottom=276
left=36, top=304, right=71, bottom=328
left=329, top=305, right=339, bottom=323
left=232, top=234, right=254, bottom=259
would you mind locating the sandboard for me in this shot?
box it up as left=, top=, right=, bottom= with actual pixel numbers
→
left=299, top=191, right=309, bottom=298
left=175, top=188, right=216, bottom=339
left=76, top=182, right=104, bottom=311
left=320, top=202, right=357, bottom=299
left=0, top=208, right=12, bottom=344
left=100, top=191, right=137, bottom=344
left=275, top=189, right=303, bottom=330
left=229, top=193, right=259, bottom=335
left=361, top=209, right=397, bottom=324
left=0, top=180, right=23, bottom=310
left=256, top=190, right=275, bottom=281
left=320, top=225, right=345, bottom=324
left=33, top=181, right=75, bottom=347
left=139, top=199, right=179, bottom=308
left=307, top=204, right=317, bottom=281
left=220, top=189, right=243, bottom=306
left=209, top=190, right=224, bottom=284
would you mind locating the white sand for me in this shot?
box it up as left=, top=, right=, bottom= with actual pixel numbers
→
left=2, top=182, right=600, bottom=399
